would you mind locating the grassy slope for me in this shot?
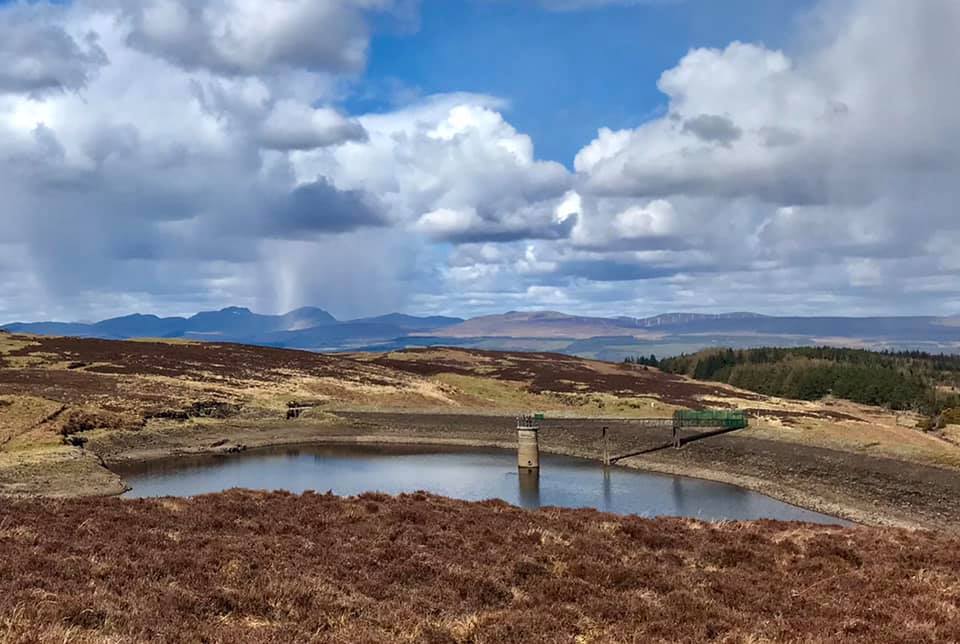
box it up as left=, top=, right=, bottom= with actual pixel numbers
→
left=4, top=334, right=960, bottom=493
left=362, top=348, right=960, bottom=468
left=2, top=491, right=958, bottom=643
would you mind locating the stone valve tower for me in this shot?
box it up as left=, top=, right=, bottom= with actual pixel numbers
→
left=516, top=413, right=542, bottom=470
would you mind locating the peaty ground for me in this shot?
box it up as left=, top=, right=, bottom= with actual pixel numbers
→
left=1, top=490, right=959, bottom=643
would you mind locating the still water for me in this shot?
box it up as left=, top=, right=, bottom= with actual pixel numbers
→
left=117, top=443, right=847, bottom=524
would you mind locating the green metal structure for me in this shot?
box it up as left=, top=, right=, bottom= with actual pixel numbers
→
left=673, top=409, right=748, bottom=430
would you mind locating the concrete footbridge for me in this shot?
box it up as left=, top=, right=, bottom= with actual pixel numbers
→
left=515, top=410, right=749, bottom=470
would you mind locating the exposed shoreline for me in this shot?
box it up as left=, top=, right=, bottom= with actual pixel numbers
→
left=82, top=411, right=956, bottom=530
left=110, top=434, right=856, bottom=526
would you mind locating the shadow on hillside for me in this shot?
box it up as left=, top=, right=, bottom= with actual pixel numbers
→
left=610, top=425, right=747, bottom=463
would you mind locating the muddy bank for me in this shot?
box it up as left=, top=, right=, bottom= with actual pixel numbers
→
left=73, top=411, right=960, bottom=531
left=0, top=446, right=126, bottom=498
left=329, top=412, right=960, bottom=531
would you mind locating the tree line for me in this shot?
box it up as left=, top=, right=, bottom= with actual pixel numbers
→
left=625, top=347, right=960, bottom=415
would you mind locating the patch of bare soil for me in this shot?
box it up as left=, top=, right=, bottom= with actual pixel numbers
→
left=1, top=491, right=958, bottom=643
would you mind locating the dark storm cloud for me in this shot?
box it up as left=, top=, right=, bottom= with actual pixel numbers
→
left=0, top=121, right=308, bottom=300
left=270, top=178, right=389, bottom=237
left=439, top=213, right=577, bottom=245
left=0, top=11, right=107, bottom=95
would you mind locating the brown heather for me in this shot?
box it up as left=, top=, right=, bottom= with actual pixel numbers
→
left=2, top=491, right=960, bottom=643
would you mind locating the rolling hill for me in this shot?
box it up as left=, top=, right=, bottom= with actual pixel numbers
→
left=423, top=311, right=768, bottom=338
left=1, top=307, right=463, bottom=349
left=4, top=308, right=960, bottom=357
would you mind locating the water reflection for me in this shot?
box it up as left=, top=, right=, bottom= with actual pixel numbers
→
left=602, top=468, right=612, bottom=510
left=115, top=443, right=849, bottom=524
left=517, top=469, right=540, bottom=508
left=671, top=477, right=691, bottom=516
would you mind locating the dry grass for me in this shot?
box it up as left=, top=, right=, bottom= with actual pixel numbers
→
left=432, top=373, right=679, bottom=418
left=942, top=424, right=960, bottom=444
left=0, top=335, right=923, bottom=436
left=0, top=395, right=66, bottom=450
left=0, top=335, right=460, bottom=439
left=1, top=490, right=958, bottom=643
left=0, top=334, right=37, bottom=356
left=0, top=336, right=743, bottom=451
left=737, top=396, right=960, bottom=467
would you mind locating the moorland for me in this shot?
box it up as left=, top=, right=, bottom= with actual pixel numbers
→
left=5, top=331, right=960, bottom=641
left=3, top=490, right=959, bottom=642
left=3, top=332, right=960, bottom=528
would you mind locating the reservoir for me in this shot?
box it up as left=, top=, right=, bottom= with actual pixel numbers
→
left=117, top=443, right=847, bottom=524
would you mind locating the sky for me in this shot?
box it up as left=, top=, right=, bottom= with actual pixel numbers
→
left=1, top=0, right=958, bottom=322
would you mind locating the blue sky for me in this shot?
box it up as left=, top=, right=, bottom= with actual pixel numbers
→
left=0, top=0, right=958, bottom=322
left=356, top=0, right=814, bottom=164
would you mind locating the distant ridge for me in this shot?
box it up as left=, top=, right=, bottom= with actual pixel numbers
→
left=422, top=311, right=661, bottom=339
left=632, top=312, right=768, bottom=328
left=4, top=307, right=960, bottom=357
left=349, top=313, right=463, bottom=332
left=1, top=307, right=461, bottom=347
left=425, top=311, right=771, bottom=338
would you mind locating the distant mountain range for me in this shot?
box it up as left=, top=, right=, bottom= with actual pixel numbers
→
left=1, top=307, right=463, bottom=351
left=3, top=308, right=959, bottom=359
left=423, top=311, right=769, bottom=339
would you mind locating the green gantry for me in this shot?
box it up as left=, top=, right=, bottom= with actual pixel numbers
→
left=673, top=409, right=749, bottom=430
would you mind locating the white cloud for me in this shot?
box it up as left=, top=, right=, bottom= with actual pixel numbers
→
left=553, top=0, right=960, bottom=315
left=0, top=0, right=404, bottom=319
left=293, top=94, right=574, bottom=243
left=0, top=0, right=958, bottom=321
left=415, top=208, right=482, bottom=239
left=121, top=0, right=396, bottom=75
left=0, top=1, right=580, bottom=319
left=411, top=0, right=960, bottom=318
left=258, top=101, right=367, bottom=150
left=575, top=42, right=831, bottom=203
left=612, top=200, right=678, bottom=239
